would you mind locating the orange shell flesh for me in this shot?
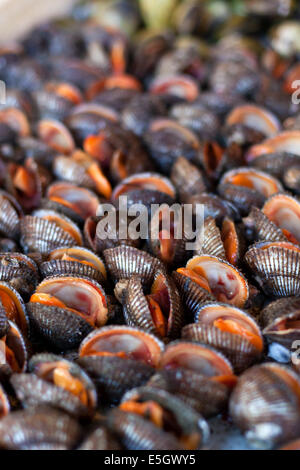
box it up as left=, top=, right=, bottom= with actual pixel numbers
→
left=13, top=167, right=36, bottom=197
left=221, top=218, right=238, bottom=266
left=213, top=318, right=263, bottom=351
left=86, top=163, right=112, bottom=199
left=53, top=367, right=89, bottom=406
left=120, top=400, right=164, bottom=428
left=146, top=296, right=167, bottom=338
left=176, top=268, right=211, bottom=292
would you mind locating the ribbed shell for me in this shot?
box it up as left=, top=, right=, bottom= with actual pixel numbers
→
left=245, top=242, right=300, bottom=296
left=170, top=156, right=206, bottom=203
left=27, top=303, right=93, bottom=350
left=260, top=297, right=300, bottom=348
left=182, top=322, right=262, bottom=374
left=0, top=407, right=82, bottom=450
left=20, top=215, right=81, bottom=254
left=106, top=409, right=182, bottom=450
left=0, top=194, right=21, bottom=239
left=148, top=368, right=230, bottom=418
left=243, top=207, right=287, bottom=242
left=172, top=271, right=215, bottom=319
left=229, top=363, right=300, bottom=449
left=251, top=152, right=300, bottom=178
left=218, top=183, right=266, bottom=214
left=103, top=246, right=163, bottom=285
left=77, top=355, right=154, bottom=404
left=195, top=216, right=226, bottom=259
left=40, top=259, right=106, bottom=284
left=121, top=386, right=210, bottom=446
left=78, top=427, right=122, bottom=450
left=11, top=372, right=95, bottom=419
left=53, top=155, right=95, bottom=189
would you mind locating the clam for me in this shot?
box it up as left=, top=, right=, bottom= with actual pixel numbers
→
left=103, top=246, right=163, bottom=286
left=218, top=168, right=283, bottom=214
left=0, top=281, right=28, bottom=335
left=0, top=252, right=39, bottom=298
left=37, top=119, right=75, bottom=154
left=182, top=302, right=263, bottom=372
left=11, top=353, right=97, bottom=418
left=150, top=74, right=199, bottom=102
left=40, top=246, right=107, bottom=284
left=78, top=354, right=155, bottom=405
left=245, top=241, right=300, bottom=297
left=172, top=270, right=216, bottom=320
left=78, top=426, right=122, bottom=450
left=20, top=209, right=83, bottom=254
left=115, top=270, right=183, bottom=339
left=196, top=216, right=226, bottom=260
left=225, top=104, right=280, bottom=138
left=262, top=193, right=300, bottom=245
left=246, top=130, right=300, bottom=163
left=170, top=156, right=206, bottom=203
left=120, top=386, right=209, bottom=450
left=198, top=141, right=226, bottom=180
left=79, top=325, right=164, bottom=368
left=6, top=159, right=43, bottom=211
left=112, top=171, right=176, bottom=209
left=243, top=206, right=287, bottom=243
left=182, top=255, right=249, bottom=308
left=145, top=119, right=200, bottom=174
left=122, top=93, right=166, bottom=136
left=283, top=165, right=300, bottom=194
left=230, top=363, right=300, bottom=449
left=260, top=297, right=300, bottom=349
left=53, top=150, right=112, bottom=199
left=27, top=276, right=108, bottom=350
left=0, top=384, right=10, bottom=418
left=0, top=107, right=30, bottom=137
left=0, top=320, right=27, bottom=373
left=45, top=182, right=100, bottom=224
left=0, top=191, right=22, bottom=240
left=105, top=408, right=182, bottom=450
left=0, top=407, right=82, bottom=450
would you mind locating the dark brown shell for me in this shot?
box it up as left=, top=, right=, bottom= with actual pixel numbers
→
left=170, top=156, right=206, bottom=203
left=0, top=407, right=82, bottom=450
left=148, top=368, right=230, bottom=418
left=218, top=183, right=266, bottom=215
left=195, top=216, right=226, bottom=260
left=260, top=297, right=300, bottom=348
left=0, top=253, right=39, bottom=298
left=78, top=427, right=122, bottom=450
left=12, top=354, right=96, bottom=417
left=182, top=303, right=263, bottom=373
left=229, top=363, right=300, bottom=449
left=172, top=271, right=216, bottom=320
left=105, top=409, right=182, bottom=450
left=27, top=303, right=93, bottom=351
left=77, top=355, right=155, bottom=404
left=20, top=211, right=82, bottom=255
left=0, top=191, right=22, bottom=240
left=120, top=386, right=209, bottom=448
left=103, top=246, right=163, bottom=286
left=245, top=241, right=300, bottom=297
left=243, top=207, right=287, bottom=242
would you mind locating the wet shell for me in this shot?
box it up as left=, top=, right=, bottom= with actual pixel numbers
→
left=78, top=427, right=122, bottom=450
left=148, top=368, right=230, bottom=418
left=77, top=355, right=155, bottom=404
left=105, top=409, right=182, bottom=450
left=0, top=253, right=39, bottom=298
left=10, top=353, right=97, bottom=418
left=182, top=303, right=263, bottom=373
left=0, top=191, right=22, bottom=240
left=172, top=271, right=216, bottom=320
left=0, top=384, right=10, bottom=418
left=170, top=156, right=206, bottom=203
left=20, top=210, right=82, bottom=255
left=225, top=104, right=281, bottom=138
left=262, top=193, right=300, bottom=245
left=0, top=407, right=82, bottom=450
left=120, top=386, right=209, bottom=449
left=0, top=281, right=28, bottom=335
left=103, top=246, right=163, bottom=286
left=229, top=363, right=300, bottom=449
left=40, top=247, right=107, bottom=284
left=185, top=255, right=249, bottom=308
left=260, top=297, right=300, bottom=349
left=0, top=320, right=27, bottom=373
left=79, top=325, right=164, bottom=368
left=195, top=216, right=226, bottom=260
left=27, top=303, right=93, bottom=351
left=243, top=207, right=287, bottom=243
left=245, top=241, right=300, bottom=296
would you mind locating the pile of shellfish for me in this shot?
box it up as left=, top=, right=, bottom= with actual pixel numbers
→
left=0, top=0, right=299, bottom=451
